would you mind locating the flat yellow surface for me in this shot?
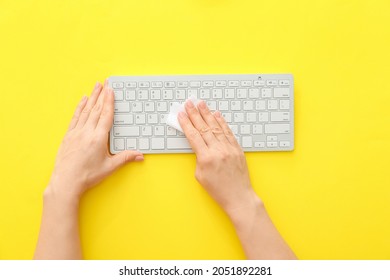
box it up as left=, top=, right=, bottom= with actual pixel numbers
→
left=0, top=0, right=389, bottom=260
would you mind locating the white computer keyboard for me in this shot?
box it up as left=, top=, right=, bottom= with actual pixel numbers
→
left=109, top=74, right=294, bottom=154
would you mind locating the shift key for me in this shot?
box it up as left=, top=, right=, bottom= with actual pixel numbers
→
left=265, top=124, right=290, bottom=134
left=113, top=126, right=140, bottom=136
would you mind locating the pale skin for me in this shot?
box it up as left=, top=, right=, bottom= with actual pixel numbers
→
left=34, top=81, right=296, bottom=260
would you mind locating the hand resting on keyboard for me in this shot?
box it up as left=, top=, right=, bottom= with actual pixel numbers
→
left=34, top=80, right=296, bottom=260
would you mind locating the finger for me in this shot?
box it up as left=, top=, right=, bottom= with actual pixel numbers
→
left=109, top=150, right=144, bottom=172
left=178, top=111, right=208, bottom=155
left=68, top=96, right=88, bottom=131
left=76, top=81, right=103, bottom=128
left=96, top=86, right=114, bottom=133
left=85, top=81, right=110, bottom=129
left=184, top=100, right=218, bottom=147
left=197, top=101, right=229, bottom=144
left=214, top=111, right=241, bottom=148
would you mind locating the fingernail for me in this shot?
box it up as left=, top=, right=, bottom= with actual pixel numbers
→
left=214, top=111, right=221, bottom=118
left=81, top=95, right=87, bottom=102
left=135, top=155, right=144, bottom=162
left=186, top=100, right=194, bottom=108
left=106, top=88, right=113, bottom=95
left=94, top=82, right=101, bottom=89
left=199, top=101, right=206, bottom=109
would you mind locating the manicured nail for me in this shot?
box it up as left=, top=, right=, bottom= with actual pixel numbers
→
left=94, top=82, right=101, bottom=89
left=214, top=111, right=221, bottom=118
left=107, top=88, right=113, bottom=95
left=135, top=155, right=144, bottom=162
left=81, top=95, right=87, bottom=102
left=186, top=100, right=194, bottom=108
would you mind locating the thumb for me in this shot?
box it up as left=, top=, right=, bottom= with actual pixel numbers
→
left=110, top=150, right=144, bottom=171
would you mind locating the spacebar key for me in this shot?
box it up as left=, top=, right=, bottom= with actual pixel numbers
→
left=167, top=138, right=192, bottom=149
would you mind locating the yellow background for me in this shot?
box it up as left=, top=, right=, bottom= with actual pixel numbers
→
left=0, top=0, right=389, bottom=260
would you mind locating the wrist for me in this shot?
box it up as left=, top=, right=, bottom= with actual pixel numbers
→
left=225, top=190, right=265, bottom=228
left=44, top=182, right=81, bottom=209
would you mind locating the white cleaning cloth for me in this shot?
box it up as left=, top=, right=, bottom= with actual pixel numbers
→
left=166, top=96, right=201, bottom=133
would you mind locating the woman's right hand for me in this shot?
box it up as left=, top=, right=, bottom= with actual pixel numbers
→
left=178, top=100, right=261, bottom=216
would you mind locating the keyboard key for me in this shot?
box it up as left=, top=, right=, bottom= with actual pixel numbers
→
left=253, top=124, right=263, bottom=134
left=218, top=101, right=229, bottom=111
left=280, top=99, right=290, bottom=110
left=253, top=80, right=265, bottom=86
left=125, top=82, right=137, bottom=88
left=228, top=81, right=239, bottom=87
left=266, top=80, right=278, bottom=86
left=231, top=101, right=241, bottom=111
left=280, top=141, right=290, bottom=147
left=150, top=89, right=161, bottom=100
left=267, top=141, right=278, bottom=147
left=258, top=112, right=269, bottom=122
left=279, top=80, right=290, bottom=86
left=176, top=89, right=186, bottom=99
left=203, top=81, right=214, bottom=87
left=271, top=112, right=290, bottom=122
left=152, top=81, right=163, bottom=88
left=141, top=126, right=152, bottom=136
left=167, top=126, right=177, bottom=136
left=241, top=81, right=252, bottom=87
left=274, top=88, right=290, bottom=98
left=255, top=100, right=266, bottom=110
left=114, top=90, right=124, bottom=101
left=190, top=81, right=201, bottom=88
left=126, top=139, right=137, bottom=150
left=151, top=138, right=165, bottom=149
left=254, top=141, right=265, bottom=148
left=262, top=88, right=272, bottom=98
left=139, top=138, right=150, bottom=150
left=243, top=100, right=253, bottom=110
left=114, top=138, right=125, bottom=150
left=242, top=136, right=253, bottom=147
left=114, top=114, right=133, bottom=125
left=112, top=82, right=124, bottom=89
left=177, top=81, right=188, bottom=88
left=200, top=89, right=211, bottom=99
left=114, top=126, right=140, bottom=137
left=249, top=88, right=260, bottom=98
left=114, top=103, right=130, bottom=113
left=167, top=138, right=191, bottom=149
left=212, top=89, right=223, bottom=99
left=206, top=101, right=217, bottom=111
left=132, top=102, right=143, bottom=112
left=147, top=114, right=158, bottom=124
left=125, top=90, right=136, bottom=100
left=222, top=112, right=232, bottom=122
left=144, top=102, right=155, bottom=112
left=187, top=89, right=198, bottom=99
left=265, top=124, right=290, bottom=134
left=237, top=89, right=248, bottom=99
left=139, top=82, right=150, bottom=88
left=246, top=112, right=257, bottom=122
left=240, top=125, right=251, bottom=135
left=267, top=136, right=278, bottom=141
left=135, top=114, right=146, bottom=124
left=234, top=113, right=244, bottom=123
left=216, top=81, right=226, bottom=87
left=154, top=126, right=165, bottom=136
left=165, top=81, right=175, bottom=88
left=157, top=102, right=168, bottom=112
left=137, top=89, right=149, bottom=100
left=267, top=100, right=278, bottom=110
left=224, top=88, right=235, bottom=99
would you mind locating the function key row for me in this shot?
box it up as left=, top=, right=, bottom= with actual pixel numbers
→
left=112, top=80, right=290, bottom=89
